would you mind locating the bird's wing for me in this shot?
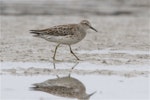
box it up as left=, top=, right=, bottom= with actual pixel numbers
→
left=30, top=24, right=78, bottom=36
left=33, top=82, right=73, bottom=89
left=33, top=77, right=80, bottom=88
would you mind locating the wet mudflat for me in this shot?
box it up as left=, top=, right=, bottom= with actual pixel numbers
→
left=1, top=5, right=150, bottom=99
left=1, top=61, right=149, bottom=100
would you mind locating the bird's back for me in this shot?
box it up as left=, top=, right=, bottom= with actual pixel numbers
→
left=30, top=24, right=80, bottom=37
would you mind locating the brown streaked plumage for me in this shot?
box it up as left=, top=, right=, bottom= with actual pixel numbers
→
left=30, top=62, right=96, bottom=100
left=30, top=20, right=97, bottom=60
left=30, top=24, right=76, bottom=36
left=31, top=76, right=96, bottom=100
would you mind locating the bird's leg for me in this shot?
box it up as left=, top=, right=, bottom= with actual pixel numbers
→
left=52, top=62, right=59, bottom=78
left=68, top=62, right=79, bottom=77
left=69, top=45, right=80, bottom=60
left=53, top=62, right=56, bottom=69
left=53, top=44, right=60, bottom=60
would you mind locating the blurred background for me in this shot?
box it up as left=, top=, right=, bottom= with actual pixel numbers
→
left=1, top=1, right=150, bottom=100
left=1, top=0, right=150, bottom=61
left=0, top=0, right=149, bottom=16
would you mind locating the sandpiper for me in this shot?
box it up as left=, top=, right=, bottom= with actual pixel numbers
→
left=31, top=76, right=96, bottom=100
left=30, top=20, right=97, bottom=60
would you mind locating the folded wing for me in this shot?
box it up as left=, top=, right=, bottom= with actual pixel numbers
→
left=30, top=24, right=78, bottom=37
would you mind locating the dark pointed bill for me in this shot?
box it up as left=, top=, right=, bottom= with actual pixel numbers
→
left=89, top=26, right=98, bottom=32
left=87, top=91, right=97, bottom=98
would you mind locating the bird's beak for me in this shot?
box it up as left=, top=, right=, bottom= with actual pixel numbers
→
left=89, top=26, right=98, bottom=32
left=87, top=91, right=97, bottom=98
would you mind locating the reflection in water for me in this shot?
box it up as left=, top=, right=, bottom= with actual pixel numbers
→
left=31, top=62, right=96, bottom=100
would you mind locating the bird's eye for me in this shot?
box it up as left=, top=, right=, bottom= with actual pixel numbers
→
left=84, top=23, right=89, bottom=26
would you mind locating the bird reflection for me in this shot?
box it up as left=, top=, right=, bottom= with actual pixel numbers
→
left=31, top=62, right=96, bottom=100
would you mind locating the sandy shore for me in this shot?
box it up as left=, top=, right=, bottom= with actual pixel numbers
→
left=1, top=0, right=149, bottom=16
left=1, top=15, right=150, bottom=64
left=1, top=15, right=150, bottom=100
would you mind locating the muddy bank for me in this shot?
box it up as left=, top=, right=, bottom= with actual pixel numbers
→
left=1, top=0, right=150, bottom=16
left=1, top=15, right=149, bottom=65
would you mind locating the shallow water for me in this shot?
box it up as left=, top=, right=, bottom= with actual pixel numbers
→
left=1, top=62, right=149, bottom=76
left=0, top=62, right=149, bottom=100
left=78, top=49, right=150, bottom=55
left=1, top=75, right=149, bottom=100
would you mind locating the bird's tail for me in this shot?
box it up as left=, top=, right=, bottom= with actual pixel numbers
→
left=30, top=87, right=38, bottom=91
left=30, top=84, right=41, bottom=91
left=30, top=30, right=41, bottom=37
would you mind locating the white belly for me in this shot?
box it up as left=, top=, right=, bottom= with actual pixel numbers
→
left=43, top=32, right=86, bottom=45
left=47, top=35, right=85, bottom=45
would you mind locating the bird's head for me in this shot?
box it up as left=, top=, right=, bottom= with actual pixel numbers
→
left=78, top=91, right=96, bottom=100
left=80, top=20, right=97, bottom=32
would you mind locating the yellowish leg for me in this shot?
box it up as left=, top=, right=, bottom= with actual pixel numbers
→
left=68, top=62, right=79, bottom=77
left=53, top=44, right=60, bottom=60
left=52, top=62, right=59, bottom=78
left=69, top=45, right=80, bottom=60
